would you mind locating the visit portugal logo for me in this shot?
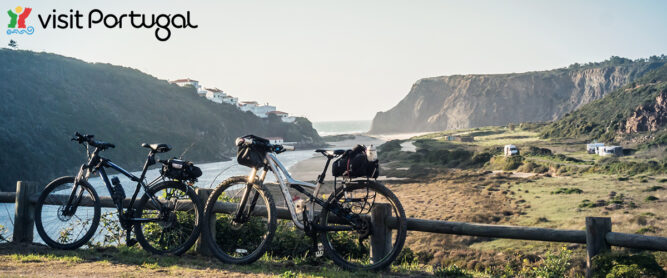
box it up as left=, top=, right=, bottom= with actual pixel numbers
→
left=7, top=6, right=33, bottom=35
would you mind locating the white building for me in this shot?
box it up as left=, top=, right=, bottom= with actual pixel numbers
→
left=254, top=104, right=277, bottom=118
left=205, top=88, right=225, bottom=103
left=239, top=101, right=259, bottom=113
left=170, top=78, right=206, bottom=95
left=221, top=95, right=238, bottom=106
left=239, top=102, right=277, bottom=118
left=268, top=111, right=296, bottom=123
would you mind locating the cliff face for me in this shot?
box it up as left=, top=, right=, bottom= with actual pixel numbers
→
left=370, top=59, right=666, bottom=134
left=624, top=90, right=667, bottom=134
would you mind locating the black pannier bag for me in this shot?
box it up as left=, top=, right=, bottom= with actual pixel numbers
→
left=331, top=144, right=379, bottom=179
left=161, top=158, right=202, bottom=182
left=236, top=135, right=269, bottom=168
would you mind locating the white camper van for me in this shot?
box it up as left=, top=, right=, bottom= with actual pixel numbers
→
left=504, top=144, right=519, bottom=156
left=587, top=142, right=605, bottom=154
left=598, top=146, right=623, bottom=157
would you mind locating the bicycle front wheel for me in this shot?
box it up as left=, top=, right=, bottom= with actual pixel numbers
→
left=134, top=181, right=202, bottom=255
left=318, top=180, right=407, bottom=271
left=203, top=176, right=277, bottom=264
left=34, top=176, right=101, bottom=250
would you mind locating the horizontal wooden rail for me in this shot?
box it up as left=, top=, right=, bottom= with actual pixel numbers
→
left=402, top=218, right=587, bottom=244
left=606, top=232, right=667, bottom=251
left=0, top=192, right=14, bottom=203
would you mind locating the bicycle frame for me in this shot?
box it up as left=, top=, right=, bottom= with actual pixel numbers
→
left=66, top=147, right=166, bottom=223
left=248, top=152, right=327, bottom=230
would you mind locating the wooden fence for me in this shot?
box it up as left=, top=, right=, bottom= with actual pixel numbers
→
left=2, top=181, right=666, bottom=276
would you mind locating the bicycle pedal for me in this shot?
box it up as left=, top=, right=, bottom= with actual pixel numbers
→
left=315, top=242, right=324, bottom=258
left=126, top=238, right=138, bottom=247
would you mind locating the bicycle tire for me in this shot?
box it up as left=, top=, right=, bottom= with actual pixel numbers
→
left=203, top=176, right=277, bottom=264
left=134, top=181, right=202, bottom=255
left=34, top=176, right=101, bottom=250
left=318, top=180, right=407, bottom=271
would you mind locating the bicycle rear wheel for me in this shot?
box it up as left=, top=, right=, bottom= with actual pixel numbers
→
left=203, top=176, right=276, bottom=264
left=34, top=176, right=101, bottom=249
left=318, top=180, right=407, bottom=271
left=134, top=181, right=202, bottom=255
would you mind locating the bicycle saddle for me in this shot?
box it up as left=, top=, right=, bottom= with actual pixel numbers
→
left=141, top=143, right=172, bottom=153
left=315, top=149, right=346, bottom=156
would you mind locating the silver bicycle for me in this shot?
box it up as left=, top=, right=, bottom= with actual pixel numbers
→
left=202, top=135, right=407, bottom=271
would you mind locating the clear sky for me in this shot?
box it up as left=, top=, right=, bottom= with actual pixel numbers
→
left=5, top=0, right=667, bottom=121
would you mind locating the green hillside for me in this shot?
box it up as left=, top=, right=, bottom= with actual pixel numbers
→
left=540, top=63, right=667, bottom=143
left=0, top=49, right=323, bottom=191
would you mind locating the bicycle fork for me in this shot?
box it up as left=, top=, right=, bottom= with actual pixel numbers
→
left=233, top=168, right=264, bottom=223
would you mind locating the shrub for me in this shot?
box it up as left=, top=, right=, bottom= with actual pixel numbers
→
left=645, top=185, right=664, bottom=191
left=527, top=146, right=553, bottom=156
left=279, top=270, right=298, bottom=278
left=0, top=224, right=7, bottom=242
left=645, top=195, right=659, bottom=201
left=395, top=247, right=416, bottom=265
left=517, top=161, right=548, bottom=173
left=551, top=187, right=583, bottom=194
left=528, top=247, right=573, bottom=278
left=579, top=199, right=596, bottom=208
left=591, top=252, right=666, bottom=278
left=434, top=265, right=471, bottom=278
left=267, top=221, right=312, bottom=259
left=635, top=226, right=658, bottom=235
left=490, top=155, right=524, bottom=171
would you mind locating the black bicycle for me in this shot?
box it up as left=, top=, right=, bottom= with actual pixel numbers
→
left=34, top=132, right=202, bottom=255
left=203, top=135, right=407, bottom=271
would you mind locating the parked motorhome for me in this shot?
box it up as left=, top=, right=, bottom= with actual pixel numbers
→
left=598, top=146, right=623, bottom=157
left=587, top=142, right=605, bottom=154
left=504, top=144, right=519, bottom=156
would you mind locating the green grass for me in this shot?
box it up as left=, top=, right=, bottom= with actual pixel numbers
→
left=412, top=126, right=545, bottom=148
left=9, top=253, right=84, bottom=263
left=0, top=243, right=448, bottom=277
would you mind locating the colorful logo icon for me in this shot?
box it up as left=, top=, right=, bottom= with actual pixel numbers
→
left=7, top=6, right=33, bottom=35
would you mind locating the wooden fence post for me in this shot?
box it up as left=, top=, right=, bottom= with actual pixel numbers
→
left=195, top=188, right=214, bottom=256
left=13, top=181, right=42, bottom=243
left=370, top=203, right=392, bottom=266
left=585, top=217, right=611, bottom=277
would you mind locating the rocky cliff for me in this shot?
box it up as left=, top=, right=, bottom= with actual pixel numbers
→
left=540, top=62, right=667, bottom=143
left=624, top=90, right=667, bottom=134
left=370, top=57, right=667, bottom=134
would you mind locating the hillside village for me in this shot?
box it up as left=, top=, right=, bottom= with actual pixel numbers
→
left=170, top=78, right=296, bottom=123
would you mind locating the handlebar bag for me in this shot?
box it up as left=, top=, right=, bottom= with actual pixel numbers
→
left=237, top=135, right=270, bottom=168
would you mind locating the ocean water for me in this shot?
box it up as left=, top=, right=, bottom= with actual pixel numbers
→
left=0, top=150, right=317, bottom=242
left=312, top=120, right=371, bottom=136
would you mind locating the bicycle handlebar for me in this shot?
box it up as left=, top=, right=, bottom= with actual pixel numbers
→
left=235, top=136, right=294, bottom=153
left=72, top=132, right=115, bottom=149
